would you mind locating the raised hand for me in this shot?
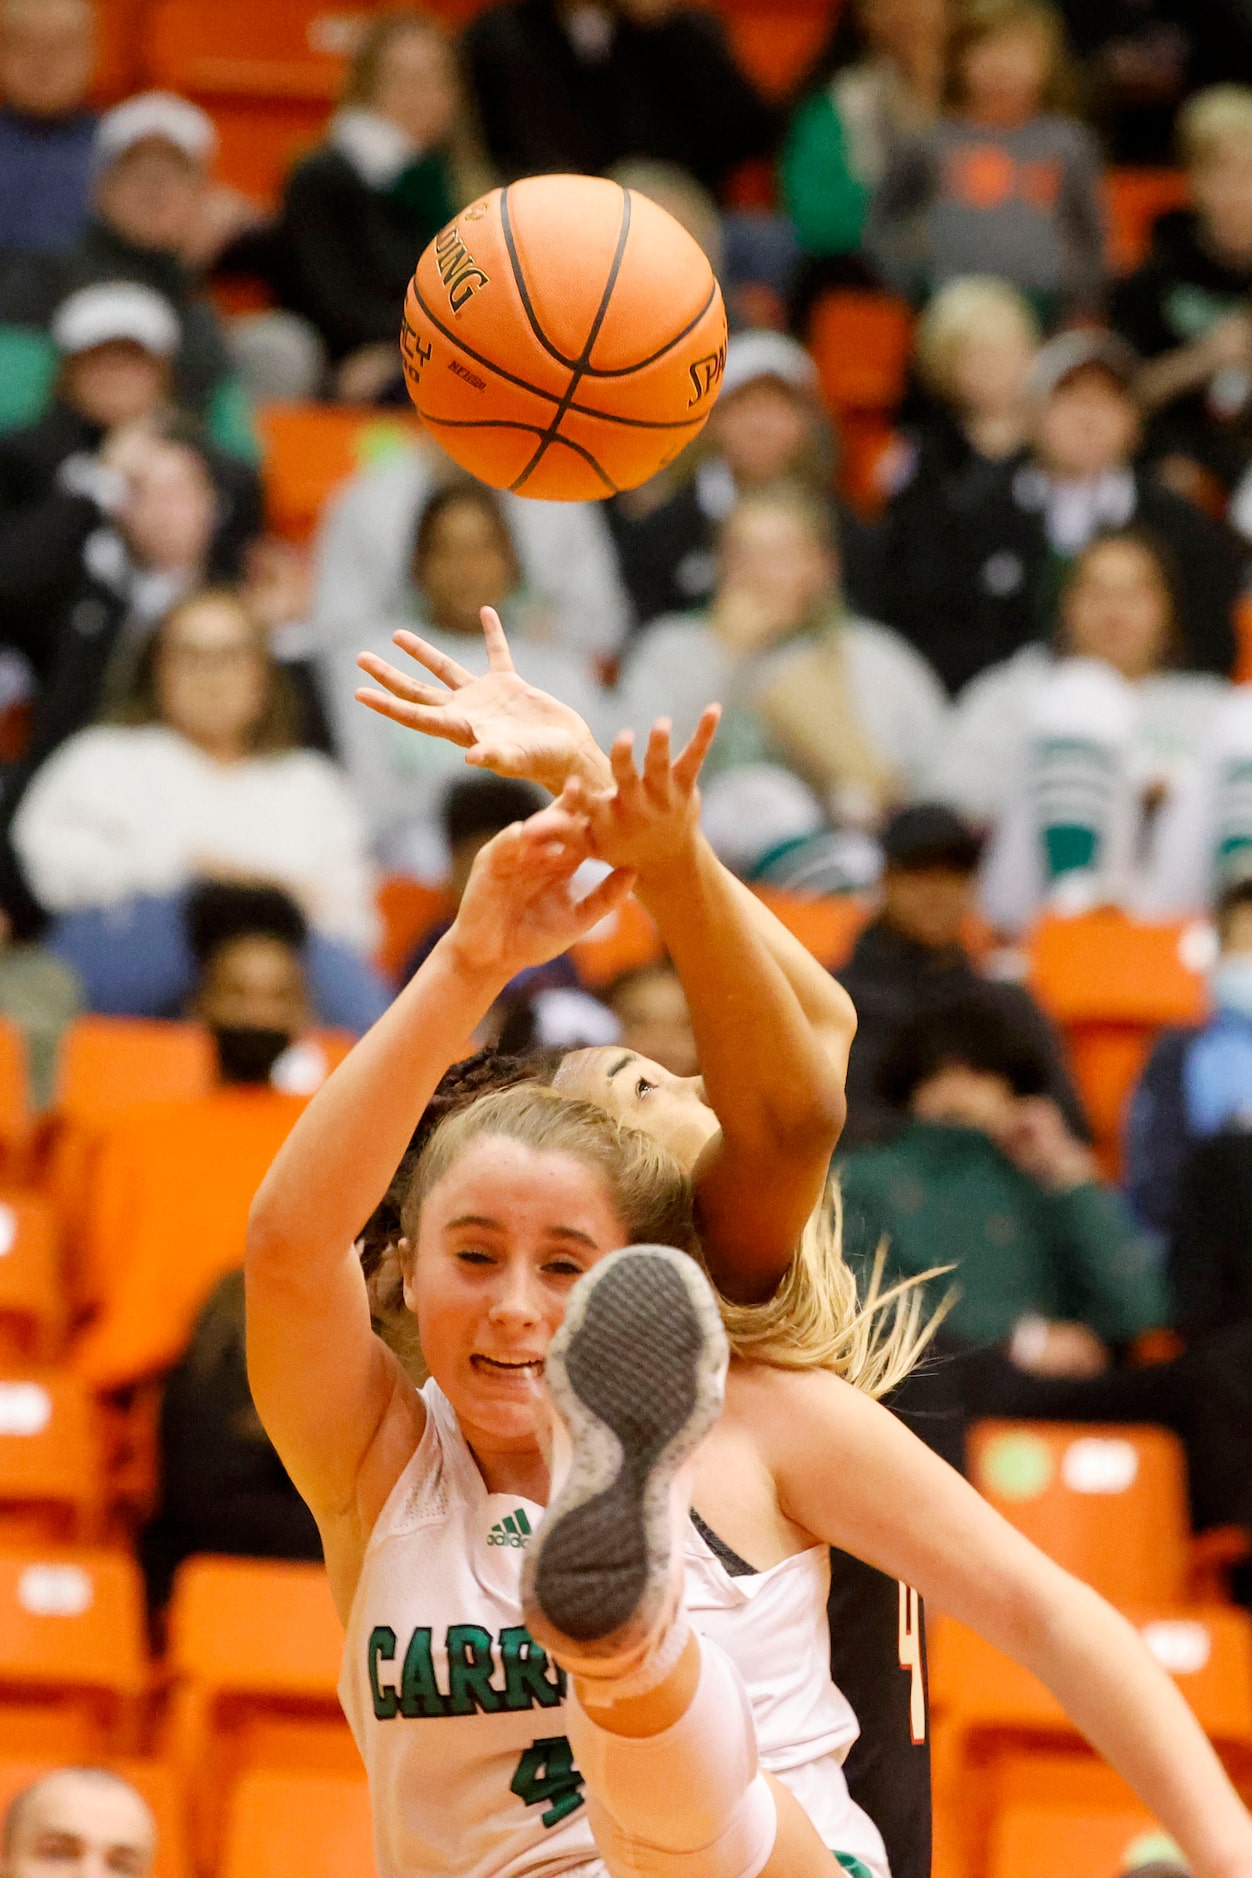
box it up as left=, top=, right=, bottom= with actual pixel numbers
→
left=449, top=786, right=636, bottom=982
left=355, top=606, right=608, bottom=796
left=573, top=707, right=720, bottom=879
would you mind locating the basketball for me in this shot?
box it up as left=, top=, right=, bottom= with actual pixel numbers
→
left=400, top=173, right=727, bottom=502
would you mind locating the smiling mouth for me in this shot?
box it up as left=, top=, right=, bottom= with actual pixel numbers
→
left=471, top=1354, right=545, bottom=1380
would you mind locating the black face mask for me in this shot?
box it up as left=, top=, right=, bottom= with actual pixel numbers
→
left=212, top=1025, right=293, bottom=1086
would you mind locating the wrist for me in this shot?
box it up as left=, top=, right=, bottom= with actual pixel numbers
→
left=633, top=824, right=709, bottom=899
left=429, top=925, right=512, bottom=999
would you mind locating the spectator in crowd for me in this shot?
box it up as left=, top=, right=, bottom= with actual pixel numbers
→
left=840, top=996, right=1165, bottom=1359
left=0, top=285, right=260, bottom=706
left=185, top=881, right=314, bottom=1086
left=0, top=1767, right=156, bottom=1878
left=11, top=588, right=383, bottom=1026
left=865, top=0, right=1106, bottom=325
left=1168, top=1128, right=1252, bottom=1340
left=1141, top=677, right=1252, bottom=922
left=602, top=956, right=699, bottom=1077
left=1058, top=0, right=1252, bottom=166
left=617, top=481, right=947, bottom=832
left=399, top=771, right=545, bottom=978
left=0, top=875, right=80, bottom=1110
left=462, top=0, right=778, bottom=199
left=327, top=480, right=609, bottom=878
left=838, top=802, right=1086, bottom=1146
left=1114, top=86, right=1252, bottom=500
left=141, top=1266, right=323, bottom=1610
left=893, top=330, right=1243, bottom=695
left=53, top=92, right=256, bottom=459
left=1126, top=874, right=1252, bottom=1246
left=0, top=0, right=96, bottom=263
left=312, top=433, right=630, bottom=659
left=878, top=276, right=1041, bottom=686
left=261, top=7, right=488, bottom=405
left=781, top=0, right=948, bottom=287
left=608, top=329, right=881, bottom=629
left=931, top=528, right=1229, bottom=931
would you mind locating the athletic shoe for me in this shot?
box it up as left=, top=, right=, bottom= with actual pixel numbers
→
left=522, top=1244, right=728, bottom=1679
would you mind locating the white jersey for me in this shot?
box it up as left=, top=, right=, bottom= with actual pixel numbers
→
left=340, top=1380, right=890, bottom=1878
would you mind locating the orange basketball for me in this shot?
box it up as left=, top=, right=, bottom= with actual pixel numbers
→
left=401, top=173, right=727, bottom=502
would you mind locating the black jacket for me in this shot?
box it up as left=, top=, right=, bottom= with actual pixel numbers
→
left=270, top=146, right=455, bottom=361
left=1170, top=1130, right=1252, bottom=1336
left=462, top=0, right=778, bottom=195
left=838, top=918, right=1089, bottom=1148
left=1113, top=208, right=1252, bottom=489
left=880, top=440, right=1242, bottom=692
left=53, top=219, right=237, bottom=422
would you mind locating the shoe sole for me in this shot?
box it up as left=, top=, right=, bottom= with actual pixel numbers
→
left=523, top=1245, right=728, bottom=1662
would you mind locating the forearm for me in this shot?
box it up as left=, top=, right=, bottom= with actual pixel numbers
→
left=1023, top=1578, right=1252, bottom=1877
left=1136, top=343, right=1215, bottom=412
left=637, top=832, right=845, bottom=1147
left=249, top=933, right=505, bottom=1268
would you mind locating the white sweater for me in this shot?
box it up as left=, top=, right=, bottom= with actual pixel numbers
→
left=13, top=725, right=378, bottom=951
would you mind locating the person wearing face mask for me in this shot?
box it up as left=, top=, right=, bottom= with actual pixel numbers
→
left=1126, top=874, right=1252, bottom=1247
left=616, top=481, right=947, bottom=835
left=930, top=527, right=1230, bottom=933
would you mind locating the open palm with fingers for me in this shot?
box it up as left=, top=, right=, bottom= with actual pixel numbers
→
left=572, top=710, right=720, bottom=879
left=451, top=789, right=636, bottom=981
left=355, top=607, right=607, bottom=797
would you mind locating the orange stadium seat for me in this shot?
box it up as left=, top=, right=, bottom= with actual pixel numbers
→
left=255, top=403, right=425, bottom=540
left=164, top=1557, right=355, bottom=1871
left=73, top=1088, right=312, bottom=1389
left=570, top=894, right=664, bottom=987
left=220, top=1769, right=374, bottom=1878
left=87, top=0, right=148, bottom=106
left=724, top=4, right=829, bottom=99
left=0, top=1757, right=190, bottom=1878
left=0, top=1369, right=106, bottom=1543
left=930, top=1605, right=1252, bottom=1878
left=0, top=1196, right=64, bottom=1362
left=809, top=290, right=914, bottom=416
left=0, top=1023, right=33, bottom=1184
left=375, top=876, right=455, bottom=984
left=988, top=1801, right=1180, bottom=1878
left=968, top=1421, right=1230, bottom=1608
left=753, top=888, right=872, bottom=969
left=0, top=1544, right=148, bottom=1756
left=1106, top=167, right=1189, bottom=275
left=1025, top=908, right=1209, bottom=1175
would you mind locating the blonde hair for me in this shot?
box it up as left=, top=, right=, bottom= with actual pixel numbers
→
left=914, top=275, right=1041, bottom=399
left=342, top=6, right=492, bottom=209
left=947, top=0, right=1075, bottom=113
left=1178, top=85, right=1252, bottom=169
left=380, top=1081, right=943, bottom=1401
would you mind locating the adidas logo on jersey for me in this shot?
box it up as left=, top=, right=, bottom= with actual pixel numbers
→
left=488, top=1508, right=532, bottom=1548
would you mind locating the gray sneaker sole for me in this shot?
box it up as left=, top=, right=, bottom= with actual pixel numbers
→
left=523, top=1245, right=728, bottom=1656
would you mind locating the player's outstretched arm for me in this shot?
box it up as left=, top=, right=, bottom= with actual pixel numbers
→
left=357, top=609, right=857, bottom=1301
left=246, top=795, right=634, bottom=1607
left=751, top=1367, right=1252, bottom=1878
left=570, top=722, right=847, bottom=1301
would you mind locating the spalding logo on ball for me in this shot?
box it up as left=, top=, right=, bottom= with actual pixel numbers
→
left=401, top=172, right=727, bottom=502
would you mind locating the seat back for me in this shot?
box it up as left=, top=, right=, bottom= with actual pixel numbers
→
left=989, top=1803, right=1179, bottom=1878
left=0, top=1197, right=63, bottom=1362
left=570, top=895, right=664, bottom=988
left=221, top=1769, right=374, bottom=1878
left=1026, top=909, right=1209, bottom=1174
left=0, top=1757, right=190, bottom=1878
left=55, top=1018, right=216, bottom=1133
left=0, top=1546, right=147, bottom=1753
left=0, top=1371, right=105, bottom=1541
left=0, top=328, right=58, bottom=436
left=1106, top=167, right=1189, bottom=273
left=375, top=876, right=454, bottom=984
left=0, top=1023, right=32, bottom=1178
left=753, top=888, right=872, bottom=969
left=969, top=1421, right=1191, bottom=1606
left=724, top=3, right=829, bottom=99
left=809, top=290, right=913, bottom=414
left=255, top=404, right=424, bottom=539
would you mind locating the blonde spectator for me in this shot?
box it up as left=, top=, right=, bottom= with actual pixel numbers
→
left=913, top=274, right=1040, bottom=463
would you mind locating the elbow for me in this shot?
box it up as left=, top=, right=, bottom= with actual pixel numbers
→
left=246, top=1188, right=299, bottom=1273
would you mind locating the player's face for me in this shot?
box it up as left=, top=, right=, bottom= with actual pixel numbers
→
left=556, top=1048, right=718, bottom=1172
left=407, top=1135, right=629, bottom=1449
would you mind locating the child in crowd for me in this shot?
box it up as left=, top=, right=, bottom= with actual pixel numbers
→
left=935, top=528, right=1229, bottom=932
left=1115, top=85, right=1252, bottom=498
left=782, top=0, right=949, bottom=269
left=328, top=482, right=607, bottom=879
left=866, top=0, right=1105, bottom=324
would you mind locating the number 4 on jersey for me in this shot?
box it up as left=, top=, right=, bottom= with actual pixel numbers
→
left=511, top=1736, right=586, bottom=1826
left=897, top=1583, right=926, bottom=1745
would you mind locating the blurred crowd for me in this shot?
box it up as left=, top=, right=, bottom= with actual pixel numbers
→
left=1, top=0, right=1252, bottom=1612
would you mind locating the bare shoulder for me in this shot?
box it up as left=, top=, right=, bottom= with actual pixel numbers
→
left=320, top=1365, right=430, bottom=1619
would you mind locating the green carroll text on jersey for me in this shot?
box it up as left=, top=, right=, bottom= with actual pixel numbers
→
left=367, top=1623, right=567, bottom=1721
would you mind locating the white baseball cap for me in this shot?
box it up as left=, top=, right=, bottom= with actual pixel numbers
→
left=52, top=282, right=180, bottom=357
left=94, top=91, right=217, bottom=169
left=700, top=763, right=826, bottom=876
left=721, top=330, right=820, bottom=403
